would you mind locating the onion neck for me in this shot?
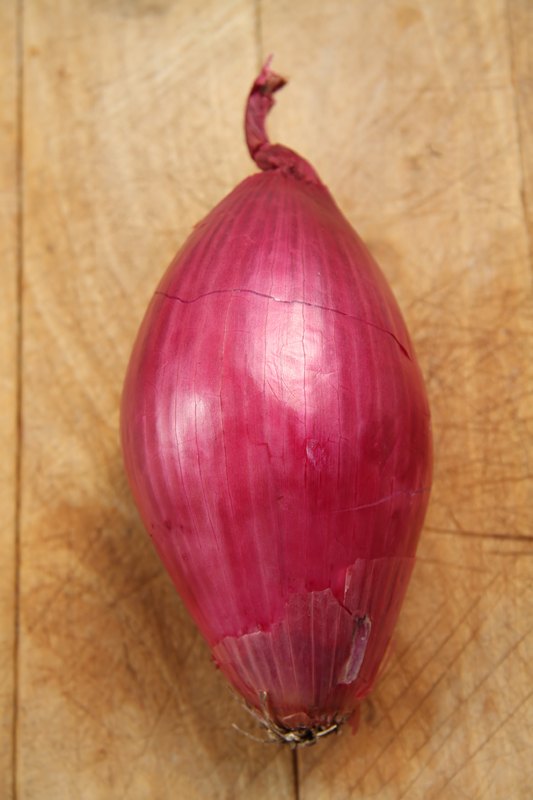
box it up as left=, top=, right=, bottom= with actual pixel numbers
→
left=245, top=57, right=322, bottom=185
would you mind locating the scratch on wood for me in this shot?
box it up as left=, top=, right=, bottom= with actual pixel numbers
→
left=13, top=1, right=25, bottom=798
left=417, top=683, right=533, bottom=799
left=292, top=747, right=299, bottom=800
left=378, top=624, right=533, bottom=800
left=425, top=527, right=533, bottom=543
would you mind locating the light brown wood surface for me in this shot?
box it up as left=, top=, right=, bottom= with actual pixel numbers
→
left=3, top=1, right=532, bottom=798
left=0, top=1, right=19, bottom=797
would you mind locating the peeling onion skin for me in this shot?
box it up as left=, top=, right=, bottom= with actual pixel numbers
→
left=121, top=60, right=433, bottom=740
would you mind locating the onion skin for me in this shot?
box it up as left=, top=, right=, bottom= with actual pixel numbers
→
left=121, top=60, right=432, bottom=742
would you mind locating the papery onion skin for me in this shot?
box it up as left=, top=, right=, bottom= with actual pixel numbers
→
left=121, top=60, right=432, bottom=740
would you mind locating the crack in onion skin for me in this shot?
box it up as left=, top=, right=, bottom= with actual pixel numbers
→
left=120, top=59, right=433, bottom=738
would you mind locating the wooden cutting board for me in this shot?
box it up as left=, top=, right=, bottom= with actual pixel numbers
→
left=2, top=1, right=532, bottom=797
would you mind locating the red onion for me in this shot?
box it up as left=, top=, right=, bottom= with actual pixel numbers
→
left=121, top=59, right=432, bottom=745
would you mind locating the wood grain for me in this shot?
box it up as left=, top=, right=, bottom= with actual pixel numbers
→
left=0, top=1, right=19, bottom=797
left=259, top=0, right=533, bottom=797
left=509, top=0, right=533, bottom=246
left=9, top=0, right=533, bottom=797
left=18, top=1, right=293, bottom=797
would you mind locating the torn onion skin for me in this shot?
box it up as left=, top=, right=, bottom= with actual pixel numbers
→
left=121, top=59, right=433, bottom=744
